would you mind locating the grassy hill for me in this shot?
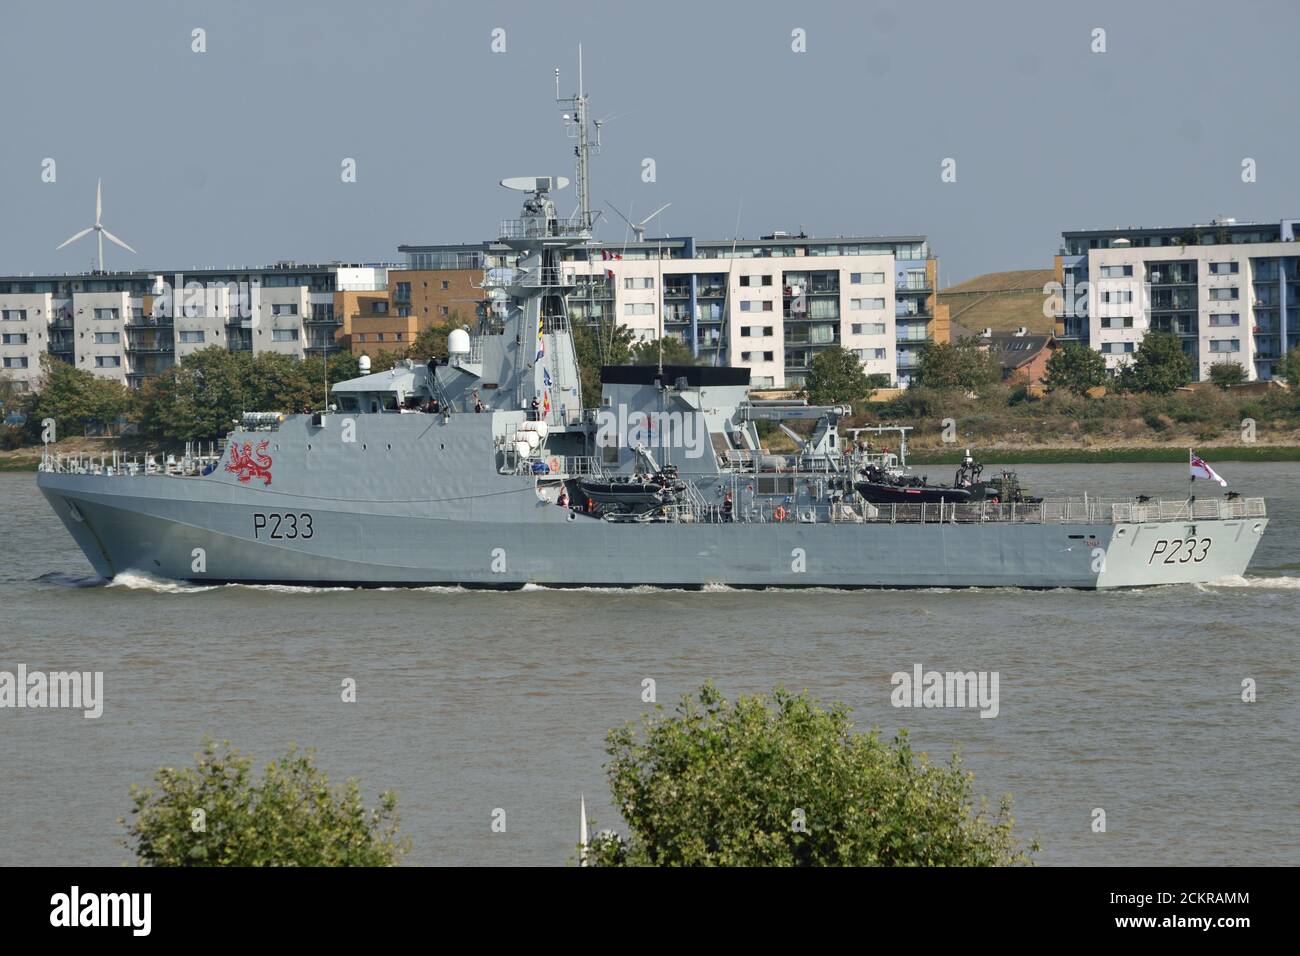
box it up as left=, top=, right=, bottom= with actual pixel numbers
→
left=939, top=268, right=1056, bottom=336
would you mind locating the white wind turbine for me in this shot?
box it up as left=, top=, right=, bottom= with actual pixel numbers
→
left=606, top=200, right=671, bottom=242
left=56, top=179, right=137, bottom=272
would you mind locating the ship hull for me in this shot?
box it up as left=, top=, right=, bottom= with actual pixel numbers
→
left=38, top=472, right=1267, bottom=589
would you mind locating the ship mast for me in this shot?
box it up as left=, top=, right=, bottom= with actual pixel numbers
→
left=556, top=45, right=600, bottom=231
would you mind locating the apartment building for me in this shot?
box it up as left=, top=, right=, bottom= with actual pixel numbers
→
left=1054, top=218, right=1300, bottom=381
left=349, top=245, right=489, bottom=355
left=400, top=232, right=949, bottom=388
left=0, top=263, right=389, bottom=390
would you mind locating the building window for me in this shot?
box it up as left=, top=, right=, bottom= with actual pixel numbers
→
left=850, top=272, right=885, bottom=284
left=397, top=306, right=410, bottom=317
left=271, top=303, right=298, bottom=315
left=624, top=303, right=655, bottom=316
left=441, top=280, right=449, bottom=290
left=371, top=301, right=388, bottom=314
left=1100, top=290, right=1133, bottom=303
left=1208, top=287, right=1238, bottom=301
left=272, top=329, right=299, bottom=342
left=94, top=331, right=121, bottom=344
left=95, top=355, right=121, bottom=367
left=1100, top=265, right=1134, bottom=278
left=850, top=298, right=885, bottom=310
left=355, top=333, right=365, bottom=342
left=94, top=308, right=119, bottom=320
left=179, top=331, right=205, bottom=344
left=851, top=322, right=887, bottom=335
left=3, top=356, right=29, bottom=368
left=623, top=277, right=654, bottom=289
left=440, top=306, right=449, bottom=316
left=1208, top=262, right=1239, bottom=275
left=395, top=282, right=411, bottom=301
left=1101, top=342, right=1136, bottom=354
left=853, top=348, right=887, bottom=361
left=2, top=333, right=28, bottom=345
left=2, top=309, right=28, bottom=322
left=1208, top=313, right=1240, bottom=327
left=1209, top=339, right=1240, bottom=353
left=1102, top=317, right=1134, bottom=329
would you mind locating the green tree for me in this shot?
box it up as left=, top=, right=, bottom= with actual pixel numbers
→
left=304, top=351, right=362, bottom=402
left=29, top=356, right=134, bottom=439
left=121, top=738, right=410, bottom=866
left=1207, top=361, right=1246, bottom=389
left=914, top=339, right=1002, bottom=392
left=572, top=318, right=635, bottom=409
left=802, top=346, right=875, bottom=405
left=584, top=683, right=1035, bottom=867
left=1277, top=345, right=1300, bottom=386
left=1044, top=342, right=1110, bottom=395
left=247, top=351, right=315, bottom=413
left=137, top=347, right=249, bottom=442
left=630, top=335, right=697, bottom=367
left=1117, top=330, right=1194, bottom=394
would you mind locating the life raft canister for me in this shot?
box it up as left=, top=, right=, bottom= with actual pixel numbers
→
left=774, top=505, right=787, bottom=521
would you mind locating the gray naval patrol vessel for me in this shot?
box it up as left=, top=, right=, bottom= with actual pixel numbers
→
left=38, top=176, right=1267, bottom=589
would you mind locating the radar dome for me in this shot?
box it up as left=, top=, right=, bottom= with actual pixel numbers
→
left=448, top=328, right=471, bottom=357
left=358, top=355, right=372, bottom=374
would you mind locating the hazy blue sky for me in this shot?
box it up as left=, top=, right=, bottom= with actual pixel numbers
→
left=1, top=0, right=1295, bottom=284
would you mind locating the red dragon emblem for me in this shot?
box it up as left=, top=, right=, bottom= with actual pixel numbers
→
left=225, top=439, right=273, bottom=486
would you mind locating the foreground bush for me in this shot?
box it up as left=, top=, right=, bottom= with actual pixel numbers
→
left=120, top=738, right=409, bottom=866
left=585, top=683, right=1035, bottom=866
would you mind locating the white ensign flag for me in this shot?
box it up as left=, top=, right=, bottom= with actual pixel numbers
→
left=1190, top=450, right=1227, bottom=487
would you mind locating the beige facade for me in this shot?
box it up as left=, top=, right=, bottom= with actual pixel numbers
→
left=567, top=254, right=897, bottom=388
left=72, top=291, right=131, bottom=384
left=0, top=292, right=53, bottom=391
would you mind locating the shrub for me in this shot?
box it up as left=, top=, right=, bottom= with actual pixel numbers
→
left=584, top=683, right=1035, bottom=867
left=120, top=738, right=410, bottom=866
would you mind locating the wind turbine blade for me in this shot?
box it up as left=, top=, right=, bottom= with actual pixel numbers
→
left=639, top=202, right=672, bottom=226
left=604, top=200, right=636, bottom=231
left=101, top=229, right=137, bottom=254
left=55, top=227, right=94, bottom=250
left=96, top=179, right=102, bottom=223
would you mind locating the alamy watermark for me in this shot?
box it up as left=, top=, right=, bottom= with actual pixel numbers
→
left=891, top=663, right=999, bottom=718
left=0, top=665, right=104, bottom=718
left=594, top=405, right=706, bottom=459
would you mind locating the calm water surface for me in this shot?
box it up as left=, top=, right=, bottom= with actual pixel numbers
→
left=1, top=463, right=1297, bottom=866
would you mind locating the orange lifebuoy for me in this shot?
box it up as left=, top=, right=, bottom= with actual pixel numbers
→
left=548, top=456, right=561, bottom=474
left=773, top=505, right=787, bottom=522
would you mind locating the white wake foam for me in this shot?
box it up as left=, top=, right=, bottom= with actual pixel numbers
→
left=107, top=571, right=218, bottom=594
left=1197, top=574, right=1300, bottom=590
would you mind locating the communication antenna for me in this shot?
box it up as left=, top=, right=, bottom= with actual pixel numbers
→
left=556, top=45, right=601, bottom=231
